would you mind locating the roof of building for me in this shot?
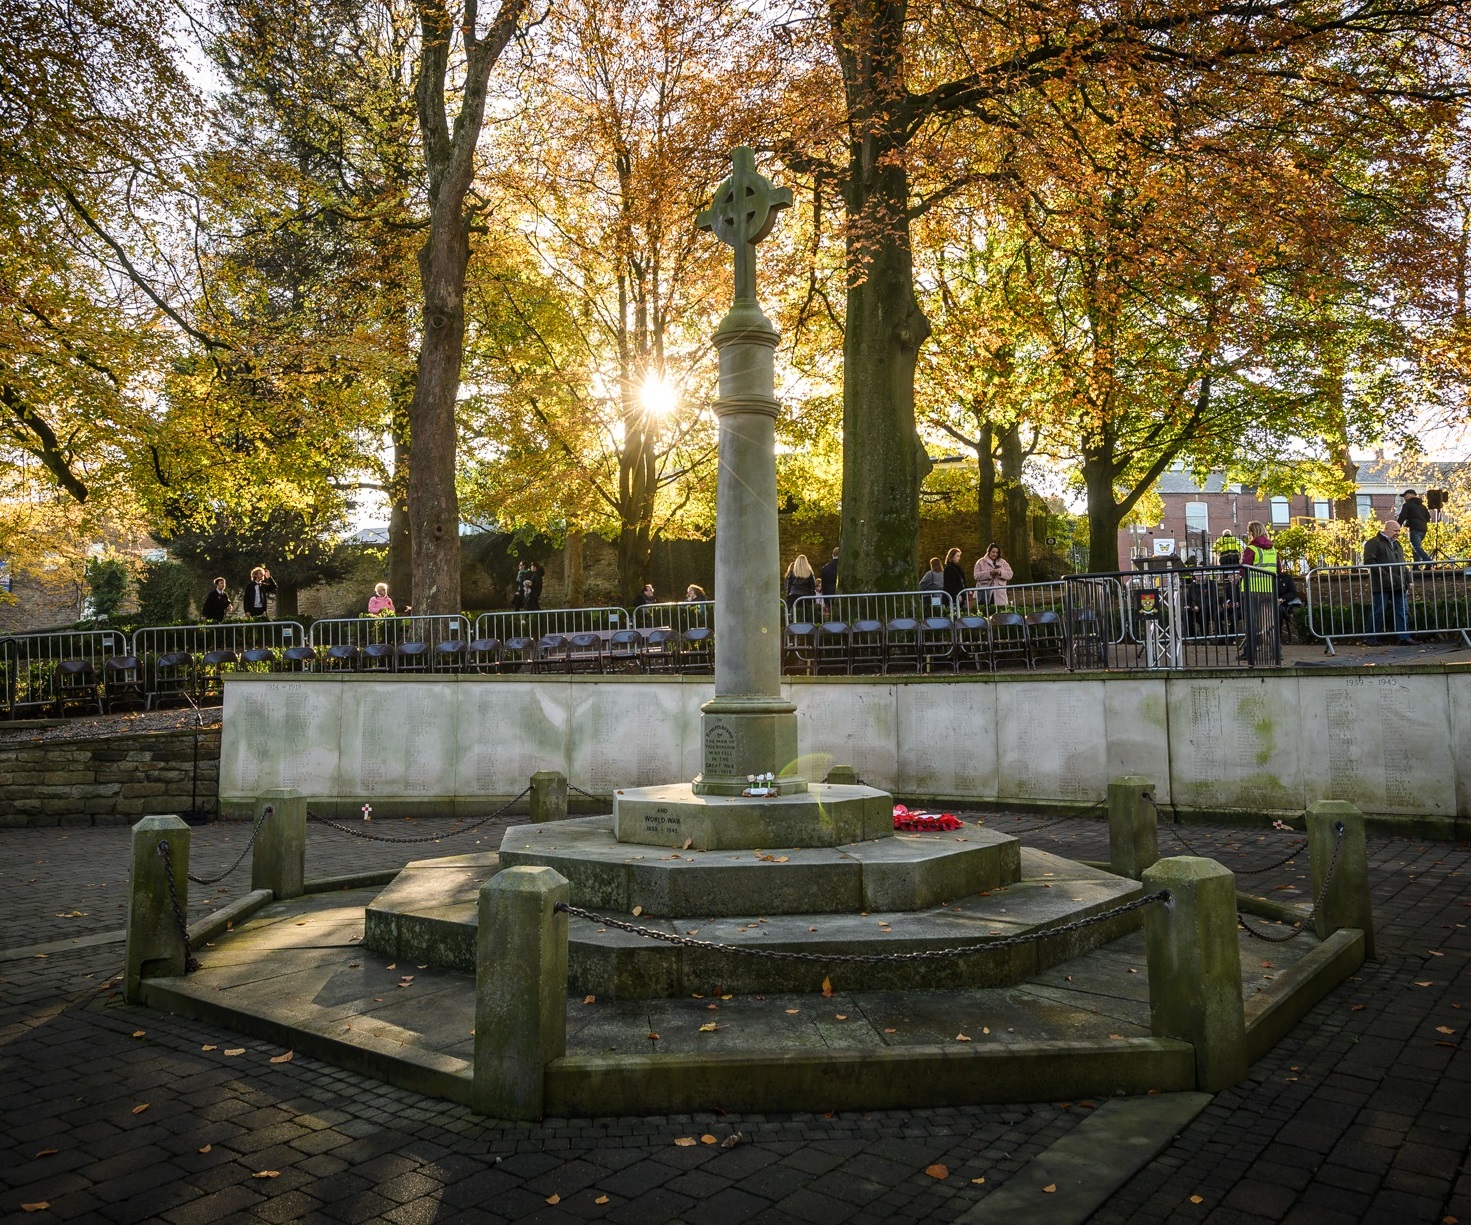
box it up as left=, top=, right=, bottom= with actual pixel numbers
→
left=1157, top=459, right=1467, bottom=498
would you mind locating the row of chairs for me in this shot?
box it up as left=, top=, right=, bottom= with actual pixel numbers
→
left=783, top=613, right=1072, bottom=675
left=52, top=650, right=242, bottom=715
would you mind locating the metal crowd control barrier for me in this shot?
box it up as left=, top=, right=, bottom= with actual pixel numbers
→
left=1305, top=560, right=1471, bottom=655
left=132, top=620, right=307, bottom=660
left=790, top=590, right=952, bottom=627
left=957, top=580, right=1073, bottom=619
left=475, top=607, right=631, bottom=643
left=308, top=614, right=470, bottom=651
left=1070, top=566, right=1280, bottom=670
left=0, top=629, right=131, bottom=716
left=630, top=600, right=710, bottom=634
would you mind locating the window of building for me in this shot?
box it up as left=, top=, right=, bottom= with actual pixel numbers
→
left=1184, top=501, right=1209, bottom=533
left=1313, top=499, right=1330, bottom=520
left=1270, top=497, right=1290, bottom=525
left=1357, top=494, right=1373, bottom=519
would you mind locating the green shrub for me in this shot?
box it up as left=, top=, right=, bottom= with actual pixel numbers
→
left=136, top=559, right=195, bottom=624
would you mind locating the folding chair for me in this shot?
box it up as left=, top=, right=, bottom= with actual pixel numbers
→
left=989, top=612, right=1032, bottom=670
left=54, top=660, right=102, bottom=717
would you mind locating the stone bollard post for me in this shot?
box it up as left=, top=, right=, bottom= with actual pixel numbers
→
left=250, top=789, right=307, bottom=899
left=1108, top=775, right=1159, bottom=880
left=125, top=815, right=193, bottom=1004
left=1142, top=855, right=1248, bottom=1092
left=473, top=865, right=570, bottom=1120
left=529, top=771, right=569, bottom=823
left=1307, top=801, right=1375, bottom=960
left=825, top=765, right=859, bottom=785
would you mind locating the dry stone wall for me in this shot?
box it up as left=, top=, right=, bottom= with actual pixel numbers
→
left=0, top=728, right=221, bottom=827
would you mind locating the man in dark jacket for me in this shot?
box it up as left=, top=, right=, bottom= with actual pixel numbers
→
left=820, top=547, right=839, bottom=598
left=1397, top=490, right=1432, bottom=563
left=1363, top=520, right=1412, bottom=643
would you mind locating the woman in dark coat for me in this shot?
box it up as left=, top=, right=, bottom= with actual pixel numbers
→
left=941, top=548, right=966, bottom=607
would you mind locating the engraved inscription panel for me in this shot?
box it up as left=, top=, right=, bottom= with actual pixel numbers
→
left=704, top=722, right=737, bottom=776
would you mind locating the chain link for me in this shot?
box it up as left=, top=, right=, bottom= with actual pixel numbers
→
left=1143, top=791, right=1308, bottom=877
left=552, top=890, right=1169, bottom=965
left=1237, top=819, right=1346, bottom=943
left=156, top=840, right=200, bottom=973
left=567, top=783, right=607, bottom=803
left=188, top=804, right=272, bottom=885
left=306, top=786, right=531, bottom=844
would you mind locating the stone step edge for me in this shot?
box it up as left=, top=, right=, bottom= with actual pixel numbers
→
left=138, top=972, right=1199, bottom=1115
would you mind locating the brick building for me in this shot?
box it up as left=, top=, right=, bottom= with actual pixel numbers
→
left=1116, top=461, right=1460, bottom=568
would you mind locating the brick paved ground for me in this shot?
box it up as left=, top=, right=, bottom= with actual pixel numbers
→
left=1, top=812, right=1466, bottom=1224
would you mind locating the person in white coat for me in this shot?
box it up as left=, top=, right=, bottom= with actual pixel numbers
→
left=973, top=543, right=1013, bottom=608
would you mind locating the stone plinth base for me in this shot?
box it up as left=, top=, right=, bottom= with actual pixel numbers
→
left=495, top=815, right=1019, bottom=919
left=612, top=782, right=892, bottom=850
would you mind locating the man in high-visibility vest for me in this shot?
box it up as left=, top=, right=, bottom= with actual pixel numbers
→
left=1240, top=521, right=1279, bottom=662
left=1214, top=531, right=1243, bottom=566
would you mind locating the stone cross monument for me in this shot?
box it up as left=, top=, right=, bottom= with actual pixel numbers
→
left=691, top=148, right=802, bottom=796
left=609, top=148, right=890, bottom=850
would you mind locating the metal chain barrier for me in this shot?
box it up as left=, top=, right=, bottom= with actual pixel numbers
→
left=1237, top=820, right=1345, bottom=943
left=188, top=805, right=272, bottom=886
left=1003, top=800, right=1106, bottom=837
left=1143, top=792, right=1307, bottom=876
left=306, top=786, right=532, bottom=844
left=552, top=891, right=1170, bottom=965
left=568, top=783, right=608, bottom=804
left=156, top=840, right=200, bottom=973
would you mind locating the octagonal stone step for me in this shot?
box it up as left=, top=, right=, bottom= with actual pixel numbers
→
left=495, top=816, right=1019, bottom=918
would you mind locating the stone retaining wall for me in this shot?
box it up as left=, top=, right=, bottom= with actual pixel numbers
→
left=0, top=728, right=221, bottom=827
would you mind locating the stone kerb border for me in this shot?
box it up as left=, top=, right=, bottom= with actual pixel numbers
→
left=127, top=784, right=1374, bottom=1118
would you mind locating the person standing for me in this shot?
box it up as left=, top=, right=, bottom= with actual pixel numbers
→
left=201, top=577, right=232, bottom=622
left=1364, top=520, right=1413, bottom=644
left=242, top=566, right=276, bottom=620
left=511, top=561, right=532, bottom=610
left=784, top=554, right=816, bottom=612
left=1239, top=521, right=1279, bottom=662
left=367, top=582, right=395, bottom=616
left=918, top=557, right=945, bottom=594
left=1397, top=490, right=1432, bottom=563
left=820, top=547, right=839, bottom=598
left=941, top=547, right=966, bottom=608
left=973, top=543, right=1013, bottom=608
left=634, top=583, right=658, bottom=607
left=526, top=562, right=544, bottom=611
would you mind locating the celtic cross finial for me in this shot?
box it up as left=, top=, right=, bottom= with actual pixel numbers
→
left=698, top=147, right=792, bottom=302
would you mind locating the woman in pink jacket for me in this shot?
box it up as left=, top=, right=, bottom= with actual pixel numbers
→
left=973, top=544, right=1013, bottom=607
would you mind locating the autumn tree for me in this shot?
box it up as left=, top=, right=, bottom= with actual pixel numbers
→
left=766, top=0, right=1470, bottom=588
left=463, top=0, right=752, bottom=603
left=0, top=0, right=194, bottom=515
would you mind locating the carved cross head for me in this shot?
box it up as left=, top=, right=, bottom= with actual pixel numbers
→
left=698, top=148, right=791, bottom=303
left=698, top=147, right=792, bottom=249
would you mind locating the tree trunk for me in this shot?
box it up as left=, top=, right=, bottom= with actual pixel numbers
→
left=275, top=582, right=299, bottom=618
left=1083, top=452, right=1124, bottom=573
left=975, top=421, right=995, bottom=555
left=388, top=377, right=413, bottom=610
left=834, top=0, right=930, bottom=594
left=564, top=530, right=585, bottom=607
left=839, top=165, right=930, bottom=592
left=406, top=0, right=527, bottom=615
left=617, top=520, right=653, bottom=608
left=407, top=223, right=467, bottom=614
left=998, top=423, right=1031, bottom=583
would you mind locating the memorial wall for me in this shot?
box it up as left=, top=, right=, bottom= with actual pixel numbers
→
left=220, top=670, right=1471, bottom=828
